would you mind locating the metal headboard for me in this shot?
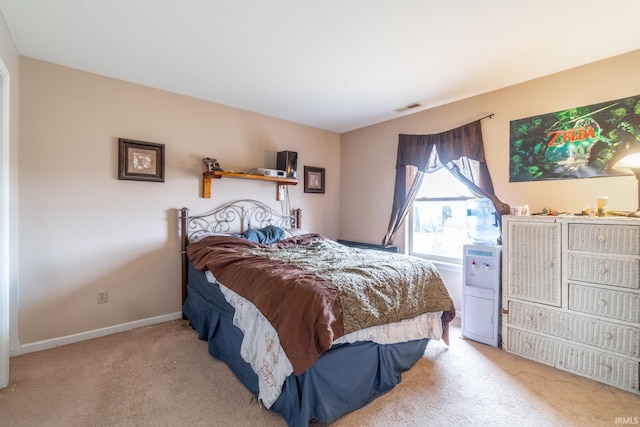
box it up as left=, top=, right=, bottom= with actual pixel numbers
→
left=179, top=199, right=302, bottom=304
left=181, top=199, right=299, bottom=243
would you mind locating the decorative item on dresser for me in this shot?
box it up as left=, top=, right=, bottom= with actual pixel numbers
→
left=502, top=215, right=640, bottom=394
left=613, top=152, right=640, bottom=217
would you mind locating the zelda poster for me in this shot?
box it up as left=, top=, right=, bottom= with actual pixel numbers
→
left=509, top=95, right=640, bottom=182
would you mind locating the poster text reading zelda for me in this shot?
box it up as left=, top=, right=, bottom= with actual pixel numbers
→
left=509, top=95, right=640, bottom=182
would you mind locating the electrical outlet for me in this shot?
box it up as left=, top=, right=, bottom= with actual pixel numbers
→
left=97, top=290, right=108, bottom=304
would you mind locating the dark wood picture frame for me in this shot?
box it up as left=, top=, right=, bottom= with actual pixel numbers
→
left=304, top=166, right=325, bottom=194
left=118, top=138, right=165, bottom=182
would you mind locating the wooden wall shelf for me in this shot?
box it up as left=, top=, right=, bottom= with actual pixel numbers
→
left=202, top=171, right=298, bottom=200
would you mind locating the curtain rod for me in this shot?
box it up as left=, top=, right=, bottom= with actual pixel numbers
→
left=480, top=114, right=495, bottom=120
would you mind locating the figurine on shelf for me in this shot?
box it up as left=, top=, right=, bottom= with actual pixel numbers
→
left=203, top=158, right=223, bottom=172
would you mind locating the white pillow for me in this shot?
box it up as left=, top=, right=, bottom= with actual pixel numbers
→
left=285, top=228, right=311, bottom=238
left=190, top=231, right=232, bottom=243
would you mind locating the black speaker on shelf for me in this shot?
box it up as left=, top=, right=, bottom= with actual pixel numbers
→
left=277, top=151, right=298, bottom=179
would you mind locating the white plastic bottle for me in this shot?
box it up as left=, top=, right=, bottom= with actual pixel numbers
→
left=466, top=198, right=500, bottom=243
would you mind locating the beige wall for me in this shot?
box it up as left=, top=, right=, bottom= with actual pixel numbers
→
left=18, top=57, right=340, bottom=345
left=340, top=49, right=640, bottom=310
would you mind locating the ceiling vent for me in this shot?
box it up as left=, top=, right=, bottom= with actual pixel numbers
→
left=394, top=102, right=422, bottom=113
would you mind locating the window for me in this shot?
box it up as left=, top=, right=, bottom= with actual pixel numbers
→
left=409, top=167, right=477, bottom=264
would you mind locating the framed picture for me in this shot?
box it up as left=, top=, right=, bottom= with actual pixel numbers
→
left=509, top=94, right=640, bottom=182
left=304, top=166, right=325, bottom=194
left=118, top=138, right=165, bottom=182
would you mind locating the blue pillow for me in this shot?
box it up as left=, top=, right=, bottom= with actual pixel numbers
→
left=237, top=225, right=286, bottom=244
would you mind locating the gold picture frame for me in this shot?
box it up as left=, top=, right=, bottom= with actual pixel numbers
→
left=118, top=138, right=165, bottom=182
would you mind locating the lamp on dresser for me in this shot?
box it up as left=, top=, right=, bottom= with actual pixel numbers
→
left=613, top=152, right=640, bottom=217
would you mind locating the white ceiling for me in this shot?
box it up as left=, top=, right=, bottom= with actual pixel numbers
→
left=1, top=0, right=639, bottom=133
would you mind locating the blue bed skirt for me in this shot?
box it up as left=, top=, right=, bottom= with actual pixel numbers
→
left=183, top=275, right=429, bottom=427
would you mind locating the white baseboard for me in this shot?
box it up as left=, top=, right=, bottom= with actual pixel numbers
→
left=13, top=312, right=183, bottom=356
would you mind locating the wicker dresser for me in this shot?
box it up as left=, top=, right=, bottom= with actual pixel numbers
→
left=502, top=215, right=639, bottom=394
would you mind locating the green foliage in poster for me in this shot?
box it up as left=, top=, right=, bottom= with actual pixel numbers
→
left=509, top=96, right=640, bottom=182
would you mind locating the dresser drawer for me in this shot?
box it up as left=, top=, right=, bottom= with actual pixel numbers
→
left=568, top=223, right=640, bottom=255
left=567, top=253, right=639, bottom=290
left=505, top=301, right=640, bottom=357
left=505, top=327, right=640, bottom=393
left=569, top=284, right=640, bottom=323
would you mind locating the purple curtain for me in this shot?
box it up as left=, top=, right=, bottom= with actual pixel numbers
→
left=381, top=120, right=509, bottom=247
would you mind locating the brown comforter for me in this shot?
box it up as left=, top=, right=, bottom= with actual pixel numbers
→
left=187, top=234, right=455, bottom=374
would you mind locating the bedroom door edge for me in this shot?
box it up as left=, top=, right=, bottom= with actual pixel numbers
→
left=0, top=55, right=10, bottom=388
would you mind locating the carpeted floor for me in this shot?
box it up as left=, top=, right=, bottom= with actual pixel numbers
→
left=1, top=318, right=638, bottom=426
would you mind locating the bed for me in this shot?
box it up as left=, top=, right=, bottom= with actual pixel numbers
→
left=179, top=199, right=455, bottom=426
